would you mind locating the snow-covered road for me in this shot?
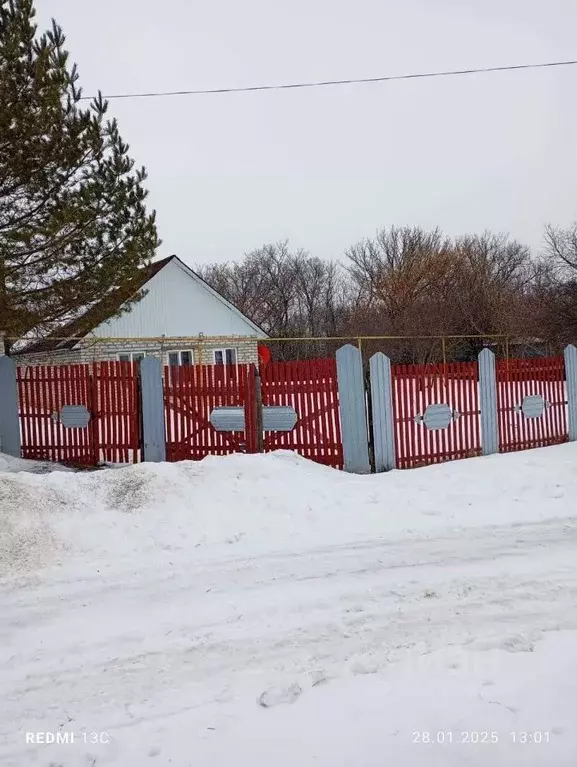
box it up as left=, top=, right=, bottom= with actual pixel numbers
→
left=1, top=448, right=577, bottom=765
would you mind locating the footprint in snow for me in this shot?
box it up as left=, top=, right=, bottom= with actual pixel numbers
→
left=258, top=683, right=302, bottom=708
left=351, top=661, right=378, bottom=675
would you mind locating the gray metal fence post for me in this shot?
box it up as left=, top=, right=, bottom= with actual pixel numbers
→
left=564, top=344, right=577, bottom=442
left=0, top=356, right=21, bottom=458
left=140, top=357, right=166, bottom=462
left=369, top=352, right=396, bottom=471
left=336, top=344, right=370, bottom=473
left=478, top=348, right=499, bottom=455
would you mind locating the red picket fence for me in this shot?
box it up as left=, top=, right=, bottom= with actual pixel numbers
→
left=496, top=356, right=567, bottom=453
left=94, top=362, right=141, bottom=463
left=260, top=359, right=343, bottom=469
left=164, top=363, right=252, bottom=462
left=16, top=362, right=140, bottom=466
left=391, top=361, right=481, bottom=469
left=13, top=352, right=569, bottom=471
left=18, top=365, right=95, bottom=465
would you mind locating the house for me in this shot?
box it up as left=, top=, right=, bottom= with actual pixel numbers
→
left=16, top=255, right=267, bottom=367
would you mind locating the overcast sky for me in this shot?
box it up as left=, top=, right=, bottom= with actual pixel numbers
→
left=37, top=0, right=577, bottom=265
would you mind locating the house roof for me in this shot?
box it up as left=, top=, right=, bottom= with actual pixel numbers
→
left=18, top=255, right=266, bottom=354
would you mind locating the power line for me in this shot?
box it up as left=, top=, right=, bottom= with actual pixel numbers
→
left=80, top=58, right=577, bottom=102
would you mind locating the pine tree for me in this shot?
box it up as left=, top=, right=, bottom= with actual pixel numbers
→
left=0, top=0, right=160, bottom=353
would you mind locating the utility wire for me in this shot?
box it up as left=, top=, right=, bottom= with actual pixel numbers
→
left=80, top=59, right=577, bottom=102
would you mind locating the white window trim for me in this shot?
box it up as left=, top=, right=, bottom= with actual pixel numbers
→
left=117, top=351, right=151, bottom=362
left=213, top=347, right=238, bottom=365
left=167, top=349, right=195, bottom=366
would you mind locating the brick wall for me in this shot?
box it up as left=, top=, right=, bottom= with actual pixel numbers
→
left=14, top=348, right=83, bottom=367
left=16, top=338, right=260, bottom=367
left=80, top=338, right=259, bottom=366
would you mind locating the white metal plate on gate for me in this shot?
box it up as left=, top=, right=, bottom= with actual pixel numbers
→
left=58, top=405, right=91, bottom=429
left=210, top=407, right=245, bottom=431
left=415, top=403, right=455, bottom=431
left=262, top=406, right=298, bottom=432
left=210, top=406, right=297, bottom=432
left=518, top=395, right=546, bottom=419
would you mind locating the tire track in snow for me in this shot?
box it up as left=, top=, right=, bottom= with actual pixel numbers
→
left=2, top=517, right=577, bottom=754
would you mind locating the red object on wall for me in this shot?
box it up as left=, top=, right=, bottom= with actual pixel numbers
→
left=258, top=344, right=271, bottom=366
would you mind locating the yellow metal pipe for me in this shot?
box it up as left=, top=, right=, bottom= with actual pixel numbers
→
left=10, top=333, right=511, bottom=344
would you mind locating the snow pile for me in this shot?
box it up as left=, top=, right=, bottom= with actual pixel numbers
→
left=0, top=473, right=70, bottom=576
left=0, top=452, right=75, bottom=578
left=2, top=445, right=577, bottom=765
left=0, top=451, right=73, bottom=474
left=2, top=445, right=576, bottom=580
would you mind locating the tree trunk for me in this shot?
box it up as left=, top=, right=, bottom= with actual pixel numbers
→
left=0, top=257, right=9, bottom=356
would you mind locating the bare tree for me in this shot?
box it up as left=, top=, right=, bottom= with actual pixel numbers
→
left=449, top=232, right=533, bottom=354
left=293, top=254, right=350, bottom=332
left=534, top=230, right=577, bottom=345
left=345, top=226, right=535, bottom=361
left=345, top=226, right=456, bottom=361
left=197, top=241, right=300, bottom=335
left=197, top=242, right=351, bottom=358
left=196, top=224, right=574, bottom=363
left=544, top=223, right=577, bottom=273
left=346, top=226, right=453, bottom=317
left=195, top=259, right=267, bottom=326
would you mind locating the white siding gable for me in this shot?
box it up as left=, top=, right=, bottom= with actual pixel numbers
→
left=90, top=258, right=262, bottom=339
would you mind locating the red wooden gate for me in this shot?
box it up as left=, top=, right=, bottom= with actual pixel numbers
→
left=164, top=360, right=343, bottom=468
left=260, top=359, right=343, bottom=469
left=391, top=361, right=481, bottom=469
left=17, top=362, right=140, bottom=466
left=164, top=364, right=252, bottom=461
left=496, top=356, right=567, bottom=452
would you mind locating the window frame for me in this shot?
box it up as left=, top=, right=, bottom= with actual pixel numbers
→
left=117, top=351, right=155, bottom=363
left=213, top=347, right=237, bottom=366
left=167, top=349, right=195, bottom=367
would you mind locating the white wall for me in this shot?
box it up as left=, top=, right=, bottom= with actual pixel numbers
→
left=91, top=259, right=260, bottom=339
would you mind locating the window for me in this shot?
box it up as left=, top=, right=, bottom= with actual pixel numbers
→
left=117, top=351, right=156, bottom=363
left=214, top=348, right=237, bottom=366
left=167, top=350, right=194, bottom=367
left=180, top=350, right=193, bottom=366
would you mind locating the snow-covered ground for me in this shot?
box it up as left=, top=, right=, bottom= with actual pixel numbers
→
left=0, top=452, right=75, bottom=475
left=1, top=446, right=577, bottom=766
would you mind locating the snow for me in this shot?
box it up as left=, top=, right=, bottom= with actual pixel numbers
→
left=1, top=446, right=577, bottom=765
left=0, top=451, right=73, bottom=474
